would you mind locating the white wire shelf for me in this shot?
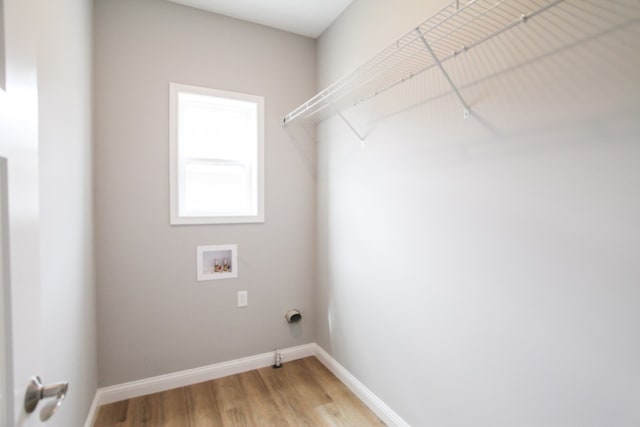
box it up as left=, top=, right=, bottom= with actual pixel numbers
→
left=282, top=0, right=638, bottom=129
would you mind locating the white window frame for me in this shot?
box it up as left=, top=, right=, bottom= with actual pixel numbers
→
left=169, top=83, right=265, bottom=225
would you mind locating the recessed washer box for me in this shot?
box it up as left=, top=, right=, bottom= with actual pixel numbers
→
left=196, top=244, right=238, bottom=281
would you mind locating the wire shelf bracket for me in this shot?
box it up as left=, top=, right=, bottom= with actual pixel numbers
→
left=415, top=27, right=471, bottom=119
left=335, top=110, right=366, bottom=143
left=281, top=0, right=638, bottom=140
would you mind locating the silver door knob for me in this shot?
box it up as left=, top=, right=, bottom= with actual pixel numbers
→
left=24, top=376, right=68, bottom=421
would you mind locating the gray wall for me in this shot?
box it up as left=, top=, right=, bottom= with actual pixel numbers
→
left=38, top=0, right=97, bottom=425
left=316, top=0, right=640, bottom=426
left=94, top=0, right=317, bottom=386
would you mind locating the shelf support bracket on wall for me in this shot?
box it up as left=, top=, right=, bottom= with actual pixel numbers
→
left=336, top=111, right=366, bottom=144
left=322, top=94, right=366, bottom=144
left=416, top=28, right=471, bottom=119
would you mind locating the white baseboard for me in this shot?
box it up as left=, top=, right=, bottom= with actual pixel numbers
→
left=313, top=344, right=410, bottom=427
left=83, top=392, right=101, bottom=427
left=84, top=343, right=409, bottom=427
left=98, top=343, right=315, bottom=405
left=84, top=343, right=315, bottom=426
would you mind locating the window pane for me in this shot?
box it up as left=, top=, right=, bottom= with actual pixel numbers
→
left=178, top=92, right=257, bottom=162
left=170, top=83, right=264, bottom=224
left=182, top=163, right=253, bottom=216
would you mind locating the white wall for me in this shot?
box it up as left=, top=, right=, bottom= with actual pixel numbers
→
left=38, top=0, right=97, bottom=425
left=316, top=1, right=640, bottom=426
left=94, top=0, right=317, bottom=386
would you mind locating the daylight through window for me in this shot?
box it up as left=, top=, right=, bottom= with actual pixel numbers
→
left=170, top=83, right=264, bottom=224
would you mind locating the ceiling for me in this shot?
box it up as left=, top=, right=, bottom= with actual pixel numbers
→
left=167, top=0, right=354, bottom=38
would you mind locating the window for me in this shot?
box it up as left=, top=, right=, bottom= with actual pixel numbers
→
left=170, top=83, right=264, bottom=224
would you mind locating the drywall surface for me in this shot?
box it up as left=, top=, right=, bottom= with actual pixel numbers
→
left=94, top=0, right=316, bottom=386
left=38, top=0, right=97, bottom=425
left=316, top=0, right=640, bottom=426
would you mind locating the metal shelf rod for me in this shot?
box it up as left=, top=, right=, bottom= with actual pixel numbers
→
left=353, top=0, right=568, bottom=108
left=281, top=0, right=581, bottom=130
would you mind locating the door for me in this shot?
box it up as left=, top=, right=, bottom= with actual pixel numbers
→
left=1, top=0, right=44, bottom=425
left=1, top=159, right=10, bottom=426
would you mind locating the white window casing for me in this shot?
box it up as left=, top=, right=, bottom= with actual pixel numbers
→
left=170, top=83, right=264, bottom=225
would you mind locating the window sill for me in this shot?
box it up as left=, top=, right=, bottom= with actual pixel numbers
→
left=170, top=214, right=264, bottom=225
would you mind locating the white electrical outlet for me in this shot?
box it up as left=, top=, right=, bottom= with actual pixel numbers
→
left=237, top=291, right=248, bottom=307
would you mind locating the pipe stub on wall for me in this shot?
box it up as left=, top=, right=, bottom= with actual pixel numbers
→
left=285, top=309, right=302, bottom=324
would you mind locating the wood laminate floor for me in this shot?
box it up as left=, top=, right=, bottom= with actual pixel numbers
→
left=94, top=356, right=387, bottom=426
